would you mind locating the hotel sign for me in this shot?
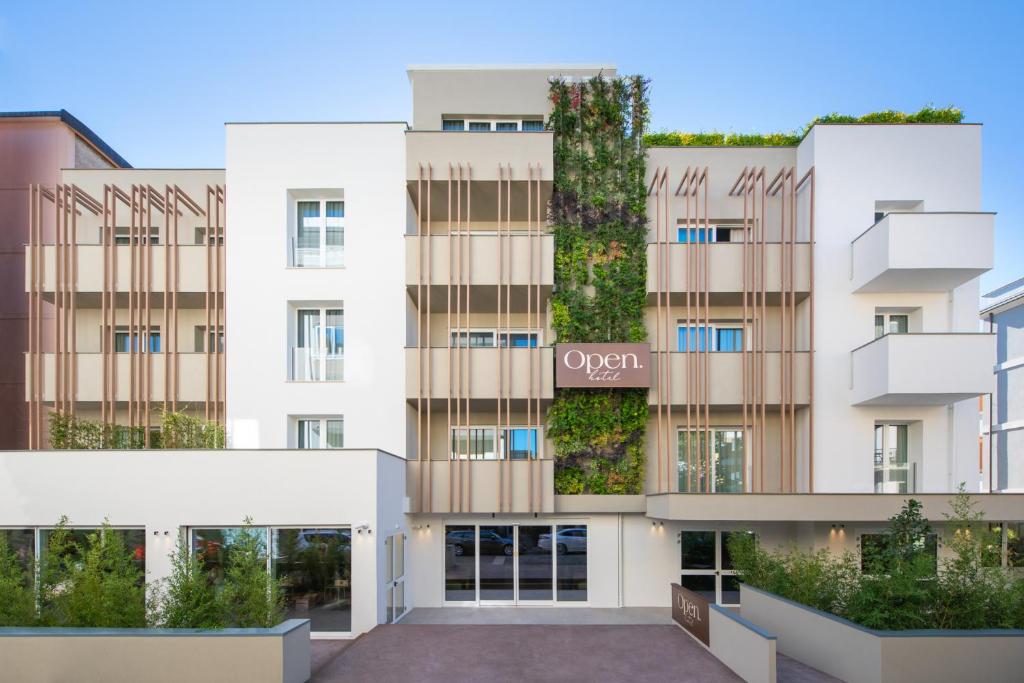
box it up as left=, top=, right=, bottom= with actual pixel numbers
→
left=671, top=582, right=710, bottom=646
left=555, top=343, right=651, bottom=388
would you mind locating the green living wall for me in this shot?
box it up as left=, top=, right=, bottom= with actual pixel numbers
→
left=547, top=75, right=650, bottom=494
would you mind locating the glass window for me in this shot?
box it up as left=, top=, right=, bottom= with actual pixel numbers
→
left=297, top=418, right=343, bottom=449
left=41, top=527, right=145, bottom=574
left=191, top=527, right=254, bottom=585
left=500, top=332, right=539, bottom=348
left=874, top=313, right=909, bottom=338
left=677, top=226, right=712, bottom=243
left=445, top=525, right=476, bottom=601
left=681, top=574, right=717, bottom=602
left=874, top=424, right=909, bottom=493
left=272, top=528, right=351, bottom=633
left=495, top=122, right=518, bottom=132
left=678, top=325, right=709, bottom=352
left=1009, top=523, right=1024, bottom=568
left=502, top=428, right=538, bottom=460
left=114, top=328, right=161, bottom=353
left=468, top=121, right=491, bottom=132
left=681, top=531, right=716, bottom=570
left=1, top=528, right=36, bottom=574
left=450, top=428, right=496, bottom=460
left=194, top=326, right=224, bottom=353
left=442, top=119, right=465, bottom=131
left=521, top=120, right=544, bottom=132
left=294, top=307, right=344, bottom=381
left=451, top=330, right=496, bottom=347
left=556, top=525, right=587, bottom=601
left=716, top=328, right=744, bottom=352
left=298, top=420, right=320, bottom=449
left=293, top=199, right=343, bottom=268
left=679, top=429, right=744, bottom=493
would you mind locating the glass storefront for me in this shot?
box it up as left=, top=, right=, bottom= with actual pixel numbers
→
left=192, top=526, right=352, bottom=633
left=680, top=530, right=750, bottom=605
left=444, top=523, right=587, bottom=604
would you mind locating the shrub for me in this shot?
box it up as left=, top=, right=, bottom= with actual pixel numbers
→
left=729, top=492, right=1024, bottom=630
left=151, top=537, right=224, bottom=629
left=38, top=518, right=146, bottom=628
left=0, top=531, right=36, bottom=626
left=48, top=410, right=224, bottom=450
left=219, top=520, right=284, bottom=628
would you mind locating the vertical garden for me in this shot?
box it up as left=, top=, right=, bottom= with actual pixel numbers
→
left=547, top=75, right=650, bottom=494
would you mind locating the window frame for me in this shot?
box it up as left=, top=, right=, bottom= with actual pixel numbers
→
left=873, top=423, right=910, bottom=493
left=291, top=198, right=345, bottom=269
left=292, top=306, right=344, bottom=382
left=295, top=416, right=344, bottom=449
left=874, top=312, right=909, bottom=338
left=677, top=427, right=749, bottom=493
left=449, top=328, right=543, bottom=348
left=113, top=326, right=161, bottom=353
left=441, top=118, right=544, bottom=132
left=677, top=322, right=749, bottom=352
left=449, top=425, right=542, bottom=460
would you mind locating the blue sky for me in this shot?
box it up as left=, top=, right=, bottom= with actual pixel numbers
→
left=2, top=1, right=1021, bottom=293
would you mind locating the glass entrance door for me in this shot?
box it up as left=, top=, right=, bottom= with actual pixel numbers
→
left=680, top=530, right=751, bottom=606
left=478, top=525, right=515, bottom=603
left=385, top=532, right=407, bottom=623
left=444, top=523, right=587, bottom=605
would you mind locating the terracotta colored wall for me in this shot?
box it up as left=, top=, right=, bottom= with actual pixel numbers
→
left=0, top=120, right=78, bottom=449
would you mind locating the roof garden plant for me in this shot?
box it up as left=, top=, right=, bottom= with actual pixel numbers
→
left=644, top=106, right=964, bottom=148
left=547, top=74, right=650, bottom=495
left=48, top=410, right=225, bottom=449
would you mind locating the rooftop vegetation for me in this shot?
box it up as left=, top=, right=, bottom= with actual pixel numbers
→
left=644, top=106, right=964, bottom=148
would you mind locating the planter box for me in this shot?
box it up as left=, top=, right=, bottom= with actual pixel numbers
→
left=0, top=619, right=310, bottom=683
left=740, top=585, right=1024, bottom=683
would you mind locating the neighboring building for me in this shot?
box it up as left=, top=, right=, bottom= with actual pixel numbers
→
left=981, top=276, right=1024, bottom=491
left=0, top=111, right=129, bottom=449
left=3, top=66, right=1020, bottom=638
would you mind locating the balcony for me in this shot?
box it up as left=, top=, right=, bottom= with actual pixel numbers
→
left=850, top=212, right=994, bottom=293
left=649, top=352, right=810, bottom=406
left=405, top=347, right=554, bottom=402
left=26, top=245, right=223, bottom=300
left=26, top=352, right=213, bottom=403
left=646, top=243, right=810, bottom=300
left=405, top=234, right=553, bottom=309
left=850, top=333, right=994, bottom=406
left=406, top=458, right=554, bottom=514
left=290, top=348, right=344, bottom=382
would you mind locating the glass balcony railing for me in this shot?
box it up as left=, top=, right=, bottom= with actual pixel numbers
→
left=291, top=347, right=344, bottom=381
left=290, top=237, right=344, bottom=268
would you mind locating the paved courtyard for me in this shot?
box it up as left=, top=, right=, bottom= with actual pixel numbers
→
left=311, top=618, right=838, bottom=682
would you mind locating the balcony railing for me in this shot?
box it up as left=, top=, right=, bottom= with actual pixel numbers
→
left=290, top=237, right=344, bottom=268
left=290, top=347, right=344, bottom=382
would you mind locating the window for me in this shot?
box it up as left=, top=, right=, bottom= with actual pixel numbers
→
left=292, top=199, right=344, bottom=268
left=678, top=226, right=711, bottom=243
left=0, top=529, right=35, bottom=574
left=874, top=313, right=909, bottom=338
left=450, top=427, right=497, bottom=460
left=297, top=417, right=344, bottom=449
left=194, top=227, right=224, bottom=245
left=678, top=428, right=746, bottom=493
left=860, top=532, right=937, bottom=573
left=194, top=326, right=224, bottom=353
left=678, top=324, right=745, bottom=352
left=114, top=327, right=161, bottom=353
left=450, top=426, right=540, bottom=460
left=442, top=118, right=544, bottom=132
left=450, top=329, right=541, bottom=348
left=40, top=527, right=146, bottom=573
left=874, top=424, right=909, bottom=493
left=680, top=530, right=751, bottom=605
left=192, top=526, right=352, bottom=633
left=114, top=226, right=160, bottom=245
left=292, top=307, right=343, bottom=381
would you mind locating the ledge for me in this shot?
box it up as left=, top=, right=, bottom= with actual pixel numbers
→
left=554, top=494, right=646, bottom=514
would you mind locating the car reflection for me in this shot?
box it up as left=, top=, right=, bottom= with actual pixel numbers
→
left=538, top=527, right=587, bottom=554
left=445, top=529, right=515, bottom=557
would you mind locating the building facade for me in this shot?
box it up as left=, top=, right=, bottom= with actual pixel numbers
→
left=982, top=277, right=1024, bottom=491
left=3, top=65, right=1020, bottom=637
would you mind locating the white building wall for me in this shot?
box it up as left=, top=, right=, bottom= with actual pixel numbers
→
left=225, top=123, right=408, bottom=457
left=0, top=449, right=402, bottom=636
left=798, top=125, right=986, bottom=493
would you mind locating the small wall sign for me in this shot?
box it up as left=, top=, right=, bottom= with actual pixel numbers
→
left=671, top=582, right=710, bottom=646
left=554, top=343, right=651, bottom=388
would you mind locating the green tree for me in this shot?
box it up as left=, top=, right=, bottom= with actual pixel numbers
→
left=0, top=532, right=36, bottom=626
left=151, top=537, right=224, bottom=629
left=220, top=520, right=283, bottom=627
left=39, top=519, right=146, bottom=627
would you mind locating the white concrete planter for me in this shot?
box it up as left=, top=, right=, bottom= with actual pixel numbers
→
left=740, top=584, right=1024, bottom=683
left=0, top=618, right=310, bottom=683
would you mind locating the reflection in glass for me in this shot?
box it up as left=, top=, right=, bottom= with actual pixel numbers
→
left=555, top=525, right=587, bottom=601
left=444, top=525, right=476, bottom=601
left=41, top=527, right=145, bottom=574
left=517, top=526, right=552, bottom=601
left=191, top=528, right=250, bottom=586
left=874, top=424, right=909, bottom=493
left=478, top=526, right=515, bottom=601
left=720, top=531, right=754, bottom=570
left=720, top=575, right=741, bottom=604
left=272, top=528, right=351, bottom=633
left=681, top=574, right=716, bottom=602
left=0, top=529, right=34, bottom=573
left=678, top=430, right=744, bottom=493
left=681, top=531, right=715, bottom=569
